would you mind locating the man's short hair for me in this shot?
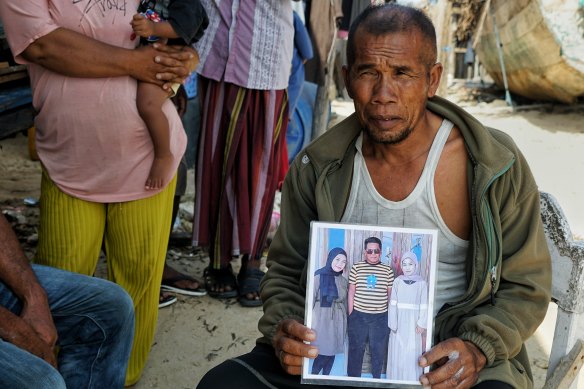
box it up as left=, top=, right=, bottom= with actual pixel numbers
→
left=346, top=3, right=437, bottom=69
left=364, top=236, right=382, bottom=249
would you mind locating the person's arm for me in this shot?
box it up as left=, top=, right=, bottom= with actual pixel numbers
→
left=420, top=145, right=551, bottom=388
left=0, top=215, right=58, bottom=366
left=131, top=15, right=179, bottom=40
left=259, top=154, right=319, bottom=343
left=20, top=27, right=193, bottom=85
left=347, top=283, right=355, bottom=315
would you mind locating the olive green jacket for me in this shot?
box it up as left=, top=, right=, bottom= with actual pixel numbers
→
left=258, top=95, right=551, bottom=388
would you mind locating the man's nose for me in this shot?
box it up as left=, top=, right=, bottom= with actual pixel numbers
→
left=372, top=74, right=397, bottom=104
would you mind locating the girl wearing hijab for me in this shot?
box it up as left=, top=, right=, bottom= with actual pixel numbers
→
left=386, top=251, right=428, bottom=382
left=310, top=247, right=348, bottom=375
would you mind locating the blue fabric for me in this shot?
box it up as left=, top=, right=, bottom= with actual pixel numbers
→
left=314, top=247, right=346, bottom=308
left=286, top=81, right=318, bottom=164
left=184, top=72, right=198, bottom=99
left=288, top=11, right=314, bottom=118
left=0, top=264, right=135, bottom=389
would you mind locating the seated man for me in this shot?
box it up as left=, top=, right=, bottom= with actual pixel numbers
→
left=197, top=3, right=551, bottom=389
left=0, top=214, right=135, bottom=388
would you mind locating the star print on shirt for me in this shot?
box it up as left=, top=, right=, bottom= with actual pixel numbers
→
left=367, top=274, right=378, bottom=289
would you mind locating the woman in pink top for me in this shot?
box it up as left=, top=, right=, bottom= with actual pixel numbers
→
left=0, top=0, right=196, bottom=385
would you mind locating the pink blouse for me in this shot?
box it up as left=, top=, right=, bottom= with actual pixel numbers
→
left=0, top=0, right=187, bottom=202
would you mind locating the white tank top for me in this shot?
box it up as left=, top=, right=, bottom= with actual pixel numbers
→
left=341, top=120, right=469, bottom=318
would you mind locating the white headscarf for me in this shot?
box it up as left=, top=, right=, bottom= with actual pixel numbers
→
left=400, top=251, right=424, bottom=282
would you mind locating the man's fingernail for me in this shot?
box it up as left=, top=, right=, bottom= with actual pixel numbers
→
left=419, top=357, right=427, bottom=366
left=420, top=376, right=430, bottom=386
left=308, top=349, right=317, bottom=358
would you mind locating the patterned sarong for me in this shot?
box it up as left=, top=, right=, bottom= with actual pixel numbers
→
left=193, top=77, right=289, bottom=268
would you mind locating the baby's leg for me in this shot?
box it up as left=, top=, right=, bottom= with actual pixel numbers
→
left=136, top=81, right=174, bottom=190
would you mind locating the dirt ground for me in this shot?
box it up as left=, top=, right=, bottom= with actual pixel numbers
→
left=1, top=86, right=583, bottom=388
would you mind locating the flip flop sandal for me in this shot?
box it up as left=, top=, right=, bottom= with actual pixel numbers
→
left=161, top=273, right=207, bottom=296
left=204, top=266, right=238, bottom=299
left=238, top=267, right=265, bottom=307
left=159, top=291, right=177, bottom=308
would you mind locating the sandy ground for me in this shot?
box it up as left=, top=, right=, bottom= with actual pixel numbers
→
left=1, top=87, right=583, bottom=388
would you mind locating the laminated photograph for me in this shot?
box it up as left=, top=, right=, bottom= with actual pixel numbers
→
left=302, top=221, right=438, bottom=388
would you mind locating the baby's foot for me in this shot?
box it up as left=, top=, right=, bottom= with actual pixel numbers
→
left=145, top=155, right=174, bottom=190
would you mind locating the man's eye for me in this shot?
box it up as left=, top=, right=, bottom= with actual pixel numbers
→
left=359, top=70, right=376, bottom=77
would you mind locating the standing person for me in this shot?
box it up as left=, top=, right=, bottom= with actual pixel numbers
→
left=196, top=4, right=551, bottom=389
left=347, top=236, right=393, bottom=378
left=0, top=213, right=135, bottom=389
left=131, top=0, right=208, bottom=190
left=386, top=251, right=428, bottom=382
left=311, top=247, right=348, bottom=375
left=192, top=0, right=294, bottom=307
left=0, top=1, right=197, bottom=385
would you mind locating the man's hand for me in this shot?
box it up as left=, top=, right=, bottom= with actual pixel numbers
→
left=131, top=14, right=156, bottom=38
left=418, top=338, right=486, bottom=388
left=20, top=299, right=58, bottom=353
left=272, top=319, right=318, bottom=375
left=0, top=307, right=57, bottom=368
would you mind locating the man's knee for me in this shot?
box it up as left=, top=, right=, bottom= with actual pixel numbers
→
left=0, top=353, right=66, bottom=389
left=197, top=360, right=238, bottom=389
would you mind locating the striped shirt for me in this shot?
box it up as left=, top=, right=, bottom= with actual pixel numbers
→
left=194, top=0, right=294, bottom=90
left=349, top=261, right=394, bottom=313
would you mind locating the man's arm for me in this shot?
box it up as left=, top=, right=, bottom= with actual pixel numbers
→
left=259, top=155, right=317, bottom=341
left=21, top=27, right=194, bottom=85
left=0, top=215, right=58, bottom=366
left=348, top=284, right=356, bottom=315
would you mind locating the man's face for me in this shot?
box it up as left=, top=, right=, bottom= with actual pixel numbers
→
left=343, top=29, right=441, bottom=144
left=364, top=243, right=381, bottom=264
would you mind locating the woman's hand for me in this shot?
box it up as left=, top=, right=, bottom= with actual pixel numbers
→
left=152, top=44, right=200, bottom=90
left=272, top=319, right=318, bottom=375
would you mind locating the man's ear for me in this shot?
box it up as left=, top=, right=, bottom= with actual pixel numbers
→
left=427, top=62, right=443, bottom=98
left=342, top=65, right=354, bottom=99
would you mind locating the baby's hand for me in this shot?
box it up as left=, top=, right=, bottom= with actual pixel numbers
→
left=131, top=13, right=155, bottom=37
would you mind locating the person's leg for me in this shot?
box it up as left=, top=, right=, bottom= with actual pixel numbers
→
left=35, top=168, right=105, bottom=276
left=473, top=381, right=514, bottom=389
left=198, top=344, right=363, bottom=389
left=30, top=264, right=134, bottom=388
left=0, top=275, right=66, bottom=389
left=0, top=340, right=66, bottom=389
left=347, top=311, right=368, bottom=377
left=136, top=81, right=174, bottom=190
left=162, top=157, right=205, bottom=296
left=321, top=355, right=336, bottom=375
left=233, top=88, right=289, bottom=305
left=368, top=312, right=390, bottom=379
left=104, top=175, right=176, bottom=385
left=311, top=354, right=326, bottom=375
